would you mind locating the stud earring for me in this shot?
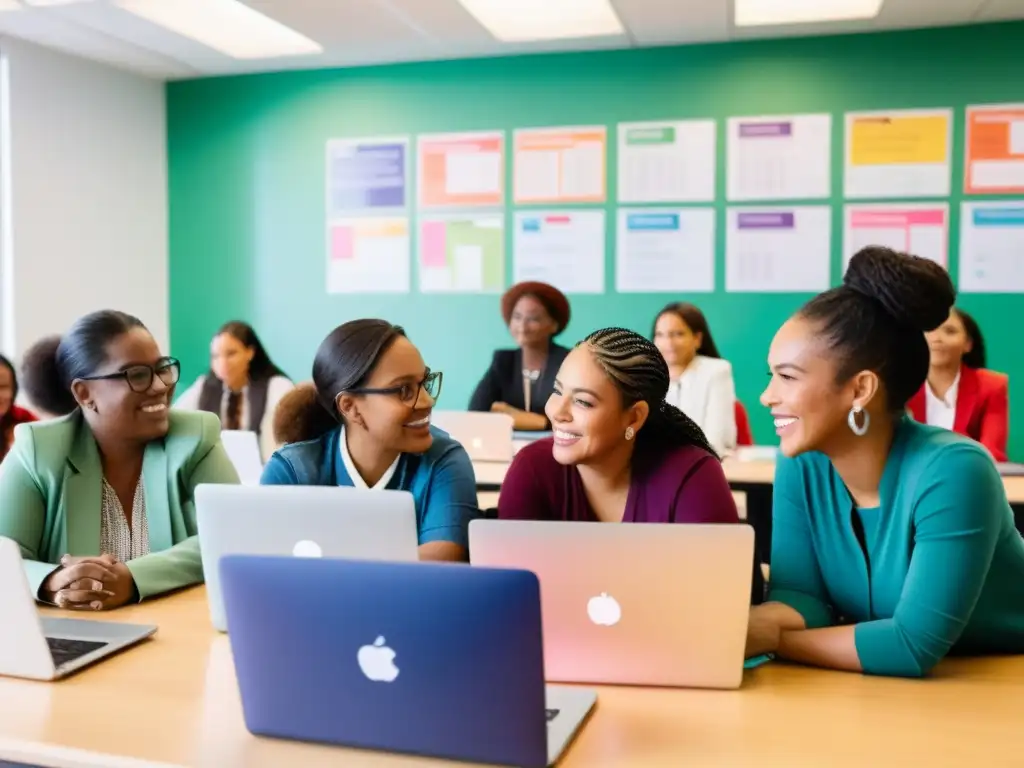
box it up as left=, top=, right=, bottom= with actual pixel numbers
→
left=625, top=427, right=635, bottom=441
left=847, top=405, right=869, bottom=437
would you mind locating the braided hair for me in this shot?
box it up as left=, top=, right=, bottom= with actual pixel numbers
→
left=581, top=327, right=719, bottom=459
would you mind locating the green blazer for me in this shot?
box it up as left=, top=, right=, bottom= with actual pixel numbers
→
left=0, top=409, right=239, bottom=600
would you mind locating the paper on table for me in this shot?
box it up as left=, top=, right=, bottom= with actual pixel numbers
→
left=418, top=215, right=504, bottom=294
left=326, top=136, right=409, bottom=216
left=514, top=126, right=606, bottom=204
left=417, top=131, right=504, bottom=207
left=616, top=208, right=715, bottom=293
left=726, top=207, right=831, bottom=293
left=959, top=202, right=1024, bottom=293
left=726, top=114, right=831, bottom=201
left=617, top=120, right=716, bottom=203
left=845, top=109, right=952, bottom=198
left=513, top=210, right=605, bottom=294
left=965, top=105, right=1024, bottom=195
left=326, top=217, right=410, bottom=294
left=843, top=204, right=949, bottom=269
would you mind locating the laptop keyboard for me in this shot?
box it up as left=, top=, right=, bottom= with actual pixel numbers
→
left=546, top=708, right=560, bottom=723
left=46, top=637, right=108, bottom=668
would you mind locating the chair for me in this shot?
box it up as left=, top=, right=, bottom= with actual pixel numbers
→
left=735, top=401, right=754, bottom=447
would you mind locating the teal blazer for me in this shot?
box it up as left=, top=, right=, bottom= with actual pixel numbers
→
left=0, top=410, right=239, bottom=600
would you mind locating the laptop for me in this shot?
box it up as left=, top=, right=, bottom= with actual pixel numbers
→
left=195, top=484, right=419, bottom=632
left=219, top=429, right=264, bottom=485
left=0, top=537, right=156, bottom=681
left=431, top=410, right=514, bottom=463
left=470, top=520, right=754, bottom=689
left=220, top=556, right=596, bottom=768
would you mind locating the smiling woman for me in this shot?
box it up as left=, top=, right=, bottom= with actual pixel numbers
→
left=261, top=319, right=479, bottom=562
left=0, top=310, right=240, bottom=612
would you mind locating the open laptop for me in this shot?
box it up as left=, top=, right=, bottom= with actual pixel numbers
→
left=470, top=520, right=754, bottom=689
left=219, top=430, right=264, bottom=485
left=0, top=537, right=156, bottom=681
left=220, top=556, right=595, bottom=767
left=195, top=484, right=419, bottom=632
left=431, top=410, right=514, bottom=463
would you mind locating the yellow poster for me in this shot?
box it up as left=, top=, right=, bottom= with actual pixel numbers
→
left=850, top=114, right=949, bottom=166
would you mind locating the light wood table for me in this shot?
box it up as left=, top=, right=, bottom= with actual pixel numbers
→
left=1, top=588, right=1023, bottom=767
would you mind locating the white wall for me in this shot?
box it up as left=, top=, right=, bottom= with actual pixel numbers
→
left=0, top=37, right=168, bottom=360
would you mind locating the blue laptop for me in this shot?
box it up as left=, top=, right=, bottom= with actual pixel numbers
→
left=219, top=556, right=597, bottom=767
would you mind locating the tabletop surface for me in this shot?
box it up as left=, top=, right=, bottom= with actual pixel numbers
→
left=0, top=587, right=1022, bottom=767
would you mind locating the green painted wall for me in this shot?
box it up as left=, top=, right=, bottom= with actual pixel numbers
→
left=167, top=22, right=1024, bottom=458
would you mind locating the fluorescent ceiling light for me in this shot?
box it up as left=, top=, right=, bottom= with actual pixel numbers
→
left=115, top=0, right=322, bottom=59
left=735, top=0, right=884, bottom=26
left=458, top=0, right=623, bottom=42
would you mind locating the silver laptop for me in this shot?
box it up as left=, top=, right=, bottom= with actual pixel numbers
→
left=469, top=520, right=754, bottom=689
left=0, top=537, right=157, bottom=681
left=431, top=411, right=514, bottom=463
left=195, top=484, right=420, bottom=632
left=220, top=429, right=264, bottom=485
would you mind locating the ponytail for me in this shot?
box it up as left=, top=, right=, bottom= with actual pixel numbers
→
left=20, top=335, right=78, bottom=416
left=272, top=383, right=339, bottom=446
left=639, top=400, right=719, bottom=460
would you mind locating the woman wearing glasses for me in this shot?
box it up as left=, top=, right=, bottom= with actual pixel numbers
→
left=0, top=310, right=239, bottom=611
left=262, top=319, right=478, bottom=562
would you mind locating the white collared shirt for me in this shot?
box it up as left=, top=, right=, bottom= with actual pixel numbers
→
left=664, top=355, right=737, bottom=456
left=925, top=372, right=960, bottom=431
left=339, top=426, right=400, bottom=490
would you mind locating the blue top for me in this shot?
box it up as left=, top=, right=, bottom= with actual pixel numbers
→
left=769, top=418, right=1024, bottom=677
left=260, top=426, right=479, bottom=548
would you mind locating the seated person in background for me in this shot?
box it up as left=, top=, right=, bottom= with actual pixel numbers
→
left=0, top=311, right=239, bottom=610
left=0, top=353, right=37, bottom=463
left=748, top=247, right=1024, bottom=677
left=469, top=281, right=571, bottom=431
left=262, top=319, right=478, bottom=562
left=174, top=321, right=293, bottom=462
left=908, top=307, right=1009, bottom=461
left=653, top=302, right=737, bottom=456
left=499, top=327, right=740, bottom=524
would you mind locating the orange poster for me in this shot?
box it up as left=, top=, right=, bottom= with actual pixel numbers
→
left=417, top=132, right=504, bottom=208
left=965, top=104, right=1024, bottom=194
left=513, top=126, right=607, bottom=204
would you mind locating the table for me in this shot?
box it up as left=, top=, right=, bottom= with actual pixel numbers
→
left=1, top=588, right=1023, bottom=767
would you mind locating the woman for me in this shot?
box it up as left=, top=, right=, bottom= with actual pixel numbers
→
left=0, top=354, right=37, bottom=463
left=261, top=319, right=479, bottom=562
left=653, top=302, right=737, bottom=456
left=748, top=247, right=1024, bottom=677
left=907, top=308, right=1009, bottom=461
left=469, top=281, right=571, bottom=431
left=0, top=311, right=239, bottom=610
left=175, top=321, right=293, bottom=461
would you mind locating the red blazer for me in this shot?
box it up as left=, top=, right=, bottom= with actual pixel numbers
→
left=908, top=366, right=1009, bottom=461
left=734, top=401, right=754, bottom=447
left=1, top=405, right=37, bottom=461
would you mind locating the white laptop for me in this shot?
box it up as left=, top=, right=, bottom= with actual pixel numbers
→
left=195, top=484, right=420, bottom=632
left=431, top=411, right=514, bottom=463
left=0, top=537, right=157, bottom=681
left=469, top=520, right=754, bottom=689
left=220, top=429, right=264, bottom=485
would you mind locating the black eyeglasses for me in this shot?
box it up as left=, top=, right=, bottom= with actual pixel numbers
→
left=80, top=358, right=181, bottom=394
left=346, top=371, right=443, bottom=406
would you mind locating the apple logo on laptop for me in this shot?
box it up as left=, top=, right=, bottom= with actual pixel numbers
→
left=587, top=592, right=621, bottom=626
left=292, top=540, right=322, bottom=558
left=357, top=636, right=399, bottom=682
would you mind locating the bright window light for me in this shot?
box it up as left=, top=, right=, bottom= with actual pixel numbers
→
left=735, top=0, right=884, bottom=26
left=0, top=0, right=20, bottom=10
left=115, top=0, right=323, bottom=59
left=458, top=0, right=624, bottom=42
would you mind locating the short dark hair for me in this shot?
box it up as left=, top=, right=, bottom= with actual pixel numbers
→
left=953, top=308, right=987, bottom=370
left=799, top=247, right=955, bottom=412
left=212, top=321, right=287, bottom=381
left=652, top=302, right=721, bottom=359
left=582, top=327, right=718, bottom=459
left=282, top=319, right=406, bottom=444
left=20, top=311, right=146, bottom=416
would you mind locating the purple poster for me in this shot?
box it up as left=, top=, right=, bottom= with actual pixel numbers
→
left=737, top=121, right=793, bottom=138
left=737, top=212, right=796, bottom=229
left=328, top=138, right=408, bottom=214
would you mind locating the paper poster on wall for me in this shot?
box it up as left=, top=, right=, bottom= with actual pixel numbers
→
left=845, top=109, right=952, bottom=198
left=418, top=215, right=504, bottom=293
left=417, top=132, right=504, bottom=208
left=726, top=114, right=831, bottom=201
left=959, top=202, right=1024, bottom=294
left=326, top=217, right=410, bottom=294
left=326, top=136, right=409, bottom=216
left=965, top=104, right=1024, bottom=195
left=843, top=204, right=949, bottom=269
left=513, top=126, right=606, bottom=204
left=726, top=207, right=831, bottom=293
left=616, top=208, right=715, bottom=293
left=513, top=210, right=605, bottom=294
left=617, top=120, right=716, bottom=203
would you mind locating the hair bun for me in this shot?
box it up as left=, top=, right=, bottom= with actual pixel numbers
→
left=844, top=246, right=955, bottom=333
left=19, top=335, right=77, bottom=416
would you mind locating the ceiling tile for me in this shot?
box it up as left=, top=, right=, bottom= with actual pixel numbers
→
left=613, top=0, right=730, bottom=44
left=974, top=0, right=1024, bottom=21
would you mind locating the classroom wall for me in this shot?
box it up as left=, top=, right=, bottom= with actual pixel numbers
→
left=1, top=37, right=169, bottom=360
left=166, top=22, right=1024, bottom=458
